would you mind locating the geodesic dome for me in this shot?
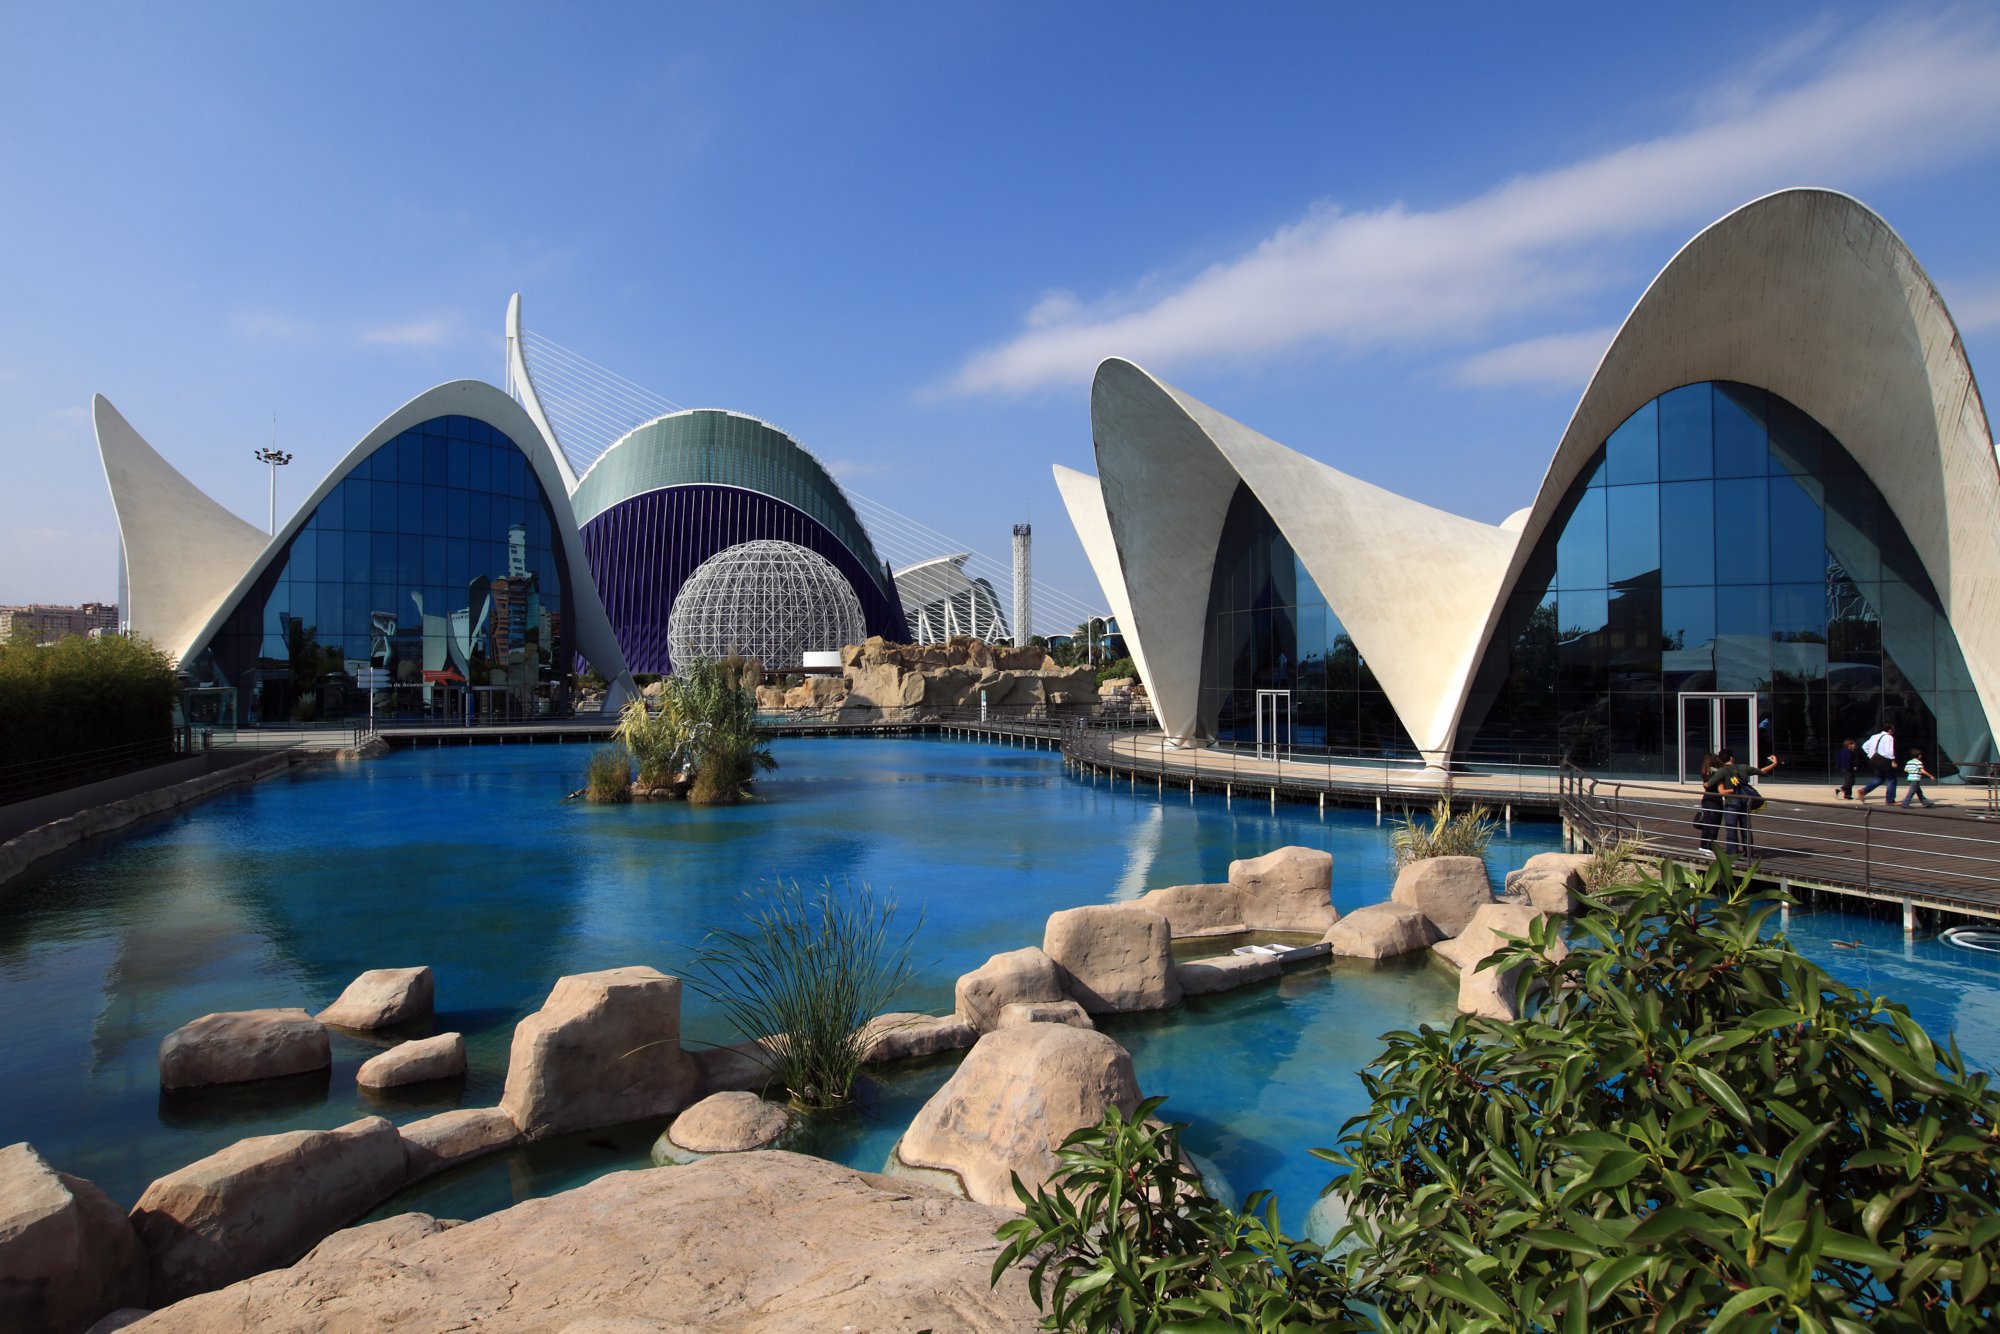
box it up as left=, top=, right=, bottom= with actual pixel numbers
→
left=666, top=539, right=868, bottom=671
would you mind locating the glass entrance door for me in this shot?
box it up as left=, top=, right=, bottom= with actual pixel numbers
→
left=1677, top=692, right=1759, bottom=783
left=1256, top=689, right=1292, bottom=760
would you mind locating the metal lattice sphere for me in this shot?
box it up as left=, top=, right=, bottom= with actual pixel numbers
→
left=667, top=540, right=867, bottom=671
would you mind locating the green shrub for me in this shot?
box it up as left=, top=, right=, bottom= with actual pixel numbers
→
left=614, top=659, right=775, bottom=803
left=1389, top=795, right=1495, bottom=867
left=0, top=634, right=178, bottom=771
left=995, top=860, right=2000, bottom=1331
left=997, top=1098, right=1364, bottom=1332
left=614, top=695, right=688, bottom=788
left=583, top=744, right=632, bottom=803
left=680, top=878, right=920, bottom=1111
left=1095, top=656, right=1137, bottom=685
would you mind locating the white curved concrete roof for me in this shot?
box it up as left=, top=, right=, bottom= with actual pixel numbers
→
left=1063, top=188, right=1998, bottom=760
left=1081, top=360, right=1517, bottom=752
left=115, top=380, right=633, bottom=697
left=1445, top=187, right=1999, bottom=750
left=94, top=395, right=272, bottom=663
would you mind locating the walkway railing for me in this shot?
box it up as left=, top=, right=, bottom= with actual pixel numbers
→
left=1057, top=729, right=1566, bottom=811
left=0, top=731, right=193, bottom=807
left=1557, top=762, right=2000, bottom=923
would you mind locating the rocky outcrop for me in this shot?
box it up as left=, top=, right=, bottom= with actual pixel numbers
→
left=1389, top=856, right=1492, bottom=937
left=1043, top=905, right=1181, bottom=1014
left=124, top=1153, right=1041, bottom=1332
left=315, top=966, right=434, bottom=1030
left=1175, top=952, right=1280, bottom=995
left=128, top=1116, right=408, bottom=1307
left=995, top=999, right=1094, bottom=1030
left=1432, top=903, right=1566, bottom=1021
left=0, top=1143, right=146, bottom=1334
left=1323, top=902, right=1441, bottom=959
left=838, top=636, right=1099, bottom=719
left=1503, top=852, right=1592, bottom=914
left=399, top=1108, right=521, bottom=1183
left=499, top=966, right=700, bottom=1139
left=859, top=1012, right=977, bottom=1064
left=1132, top=882, right=1243, bottom=936
left=158, top=1010, right=330, bottom=1090
left=955, top=946, right=1067, bottom=1033
left=355, top=1032, right=465, bottom=1089
left=298, top=1212, right=457, bottom=1266
left=1228, top=847, right=1338, bottom=933
left=897, top=1025, right=1141, bottom=1209
left=653, top=1093, right=794, bottom=1164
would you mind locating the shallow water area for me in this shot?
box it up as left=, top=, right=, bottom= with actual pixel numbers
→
left=3, top=734, right=1992, bottom=1241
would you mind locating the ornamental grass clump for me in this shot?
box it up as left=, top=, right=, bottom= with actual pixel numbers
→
left=681, top=878, right=921, bottom=1112
left=995, top=858, right=2000, bottom=1332
left=583, top=744, right=632, bottom=804
left=1389, top=794, right=1496, bottom=867
left=611, top=658, right=776, bottom=803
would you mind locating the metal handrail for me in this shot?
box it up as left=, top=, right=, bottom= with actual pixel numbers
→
left=0, top=730, right=193, bottom=807
left=1556, top=759, right=2000, bottom=913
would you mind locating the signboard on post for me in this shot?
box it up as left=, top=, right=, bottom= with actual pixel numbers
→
left=352, top=668, right=390, bottom=690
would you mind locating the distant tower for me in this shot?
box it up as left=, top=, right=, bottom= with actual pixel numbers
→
left=508, top=524, right=528, bottom=578
left=1011, top=523, right=1032, bottom=646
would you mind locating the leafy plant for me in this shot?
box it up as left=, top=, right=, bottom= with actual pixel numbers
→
left=614, top=694, right=690, bottom=788
left=1389, top=795, right=1496, bottom=867
left=679, top=878, right=921, bottom=1111
left=616, top=659, right=776, bottom=803
left=583, top=744, right=632, bottom=804
left=1321, top=856, right=2000, bottom=1331
left=994, top=859, right=2000, bottom=1331
left=996, top=1098, right=1366, bottom=1333
left=0, top=632, right=178, bottom=773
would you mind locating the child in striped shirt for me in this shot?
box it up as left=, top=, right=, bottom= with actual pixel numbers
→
left=1902, top=750, right=1938, bottom=808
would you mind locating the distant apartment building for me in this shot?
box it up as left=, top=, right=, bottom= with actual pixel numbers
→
left=0, top=602, right=120, bottom=643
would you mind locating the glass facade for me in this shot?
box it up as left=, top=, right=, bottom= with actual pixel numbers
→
left=1201, top=483, right=1417, bottom=755
left=195, top=416, right=574, bottom=723
left=1462, top=382, right=1991, bottom=776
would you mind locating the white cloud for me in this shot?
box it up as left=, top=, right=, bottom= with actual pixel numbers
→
left=1456, top=326, right=1619, bottom=390
left=945, top=10, right=2000, bottom=396
left=231, top=310, right=314, bottom=343
left=360, top=318, right=459, bottom=348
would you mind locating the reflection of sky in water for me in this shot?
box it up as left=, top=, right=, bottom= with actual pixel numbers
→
left=1, top=736, right=1989, bottom=1237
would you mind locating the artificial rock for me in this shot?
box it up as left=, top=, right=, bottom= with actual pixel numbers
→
left=499, top=966, right=699, bottom=1139
left=1323, top=902, right=1442, bottom=959
left=355, top=1031, right=465, bottom=1089
left=314, top=966, right=434, bottom=1030
left=0, top=1142, right=147, bottom=1334
left=954, top=946, right=1067, bottom=1033
left=1389, top=856, right=1493, bottom=937
left=1042, top=905, right=1181, bottom=1014
left=157, top=1009, right=330, bottom=1090
left=1227, top=846, right=1338, bottom=932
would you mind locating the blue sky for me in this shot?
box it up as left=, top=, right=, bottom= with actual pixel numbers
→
left=3, top=2, right=1997, bottom=627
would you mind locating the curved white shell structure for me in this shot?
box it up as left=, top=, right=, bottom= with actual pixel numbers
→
left=1062, top=188, right=1998, bottom=759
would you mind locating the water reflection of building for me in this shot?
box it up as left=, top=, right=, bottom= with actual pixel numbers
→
left=1058, top=190, right=2000, bottom=779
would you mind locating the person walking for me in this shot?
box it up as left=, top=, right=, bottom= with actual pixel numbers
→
left=1858, top=724, right=1898, bottom=804
left=1901, top=750, right=1939, bottom=808
left=1833, top=738, right=1859, bottom=799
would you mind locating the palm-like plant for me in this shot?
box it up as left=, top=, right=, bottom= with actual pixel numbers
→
left=1390, top=795, right=1496, bottom=867
left=614, top=695, right=691, bottom=788
left=674, top=658, right=777, bottom=805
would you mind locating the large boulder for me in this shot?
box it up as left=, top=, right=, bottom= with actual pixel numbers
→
left=1043, top=905, right=1181, bottom=1014
left=1389, top=856, right=1493, bottom=937
left=858, top=1012, right=977, bottom=1064
left=1323, top=902, right=1441, bottom=959
left=995, top=999, right=1094, bottom=1030
left=315, top=966, right=434, bottom=1030
left=399, top=1108, right=521, bottom=1183
left=0, top=1143, right=146, bottom=1334
left=121, top=1152, right=1041, bottom=1331
left=298, top=1212, right=457, bottom=1266
left=1174, top=952, right=1280, bottom=995
left=1503, top=852, right=1593, bottom=915
left=1132, top=882, right=1243, bottom=936
left=158, top=1009, right=330, bottom=1090
left=499, top=966, right=700, bottom=1139
left=356, top=1032, right=465, bottom=1089
left=844, top=661, right=925, bottom=711
left=128, top=1116, right=408, bottom=1307
left=1228, top=847, right=1338, bottom=932
left=955, top=946, right=1067, bottom=1033
left=653, top=1092, right=795, bottom=1164
left=1432, top=903, right=1567, bottom=1021
left=897, top=1025, right=1141, bottom=1209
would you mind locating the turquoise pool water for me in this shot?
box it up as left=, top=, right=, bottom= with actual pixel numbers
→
left=2, top=737, right=1994, bottom=1238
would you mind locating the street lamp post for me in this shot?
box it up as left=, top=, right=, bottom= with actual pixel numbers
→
left=252, top=445, right=293, bottom=535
